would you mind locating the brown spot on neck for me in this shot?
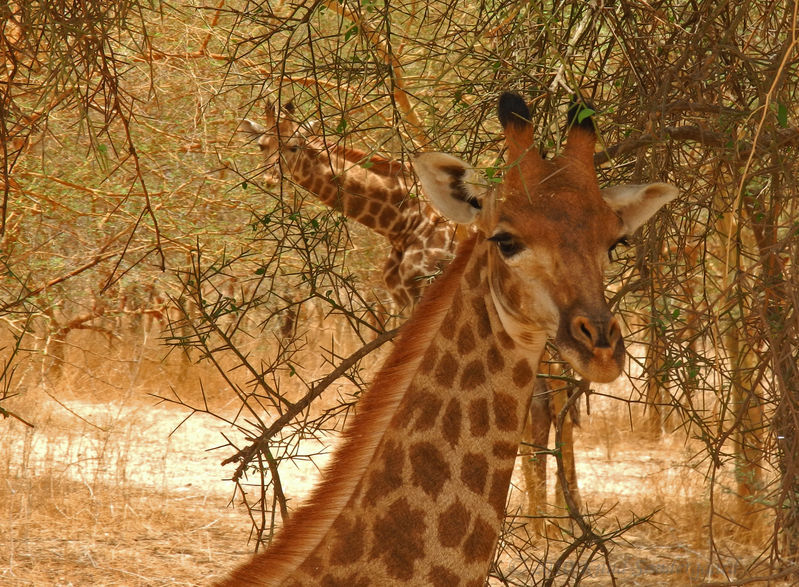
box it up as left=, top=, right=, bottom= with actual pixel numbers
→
left=371, top=498, right=426, bottom=580
left=409, top=442, right=451, bottom=498
left=512, top=359, right=534, bottom=387
left=468, top=398, right=490, bottom=437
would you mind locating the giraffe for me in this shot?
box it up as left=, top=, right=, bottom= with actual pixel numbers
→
left=240, top=104, right=457, bottom=311
left=241, top=99, right=674, bottom=532
left=241, top=102, right=640, bottom=532
left=220, top=92, right=677, bottom=585
left=242, top=105, right=584, bottom=528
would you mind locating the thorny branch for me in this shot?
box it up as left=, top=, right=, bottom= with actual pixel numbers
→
left=222, top=326, right=400, bottom=480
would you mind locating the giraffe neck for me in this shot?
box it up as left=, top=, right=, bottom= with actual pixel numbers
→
left=324, top=140, right=409, bottom=179
left=288, top=141, right=419, bottom=242
left=221, top=234, right=547, bottom=586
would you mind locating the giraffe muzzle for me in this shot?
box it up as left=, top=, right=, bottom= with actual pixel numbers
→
left=562, top=313, right=625, bottom=382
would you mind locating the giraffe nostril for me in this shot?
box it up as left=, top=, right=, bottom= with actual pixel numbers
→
left=607, top=317, right=621, bottom=347
left=571, top=315, right=598, bottom=347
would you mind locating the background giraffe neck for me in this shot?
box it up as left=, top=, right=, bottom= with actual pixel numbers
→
left=289, top=142, right=419, bottom=242
left=324, top=140, right=409, bottom=178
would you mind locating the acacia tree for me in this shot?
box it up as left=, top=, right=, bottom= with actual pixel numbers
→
left=2, top=0, right=799, bottom=583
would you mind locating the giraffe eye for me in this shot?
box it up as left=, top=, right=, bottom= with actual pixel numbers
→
left=488, top=232, right=524, bottom=258
left=607, top=237, right=629, bottom=261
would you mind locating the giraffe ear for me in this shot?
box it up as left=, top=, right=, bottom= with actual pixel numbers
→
left=240, top=119, right=266, bottom=136
left=601, top=182, right=678, bottom=235
left=413, top=153, right=487, bottom=224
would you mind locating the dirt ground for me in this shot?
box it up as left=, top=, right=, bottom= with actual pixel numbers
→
left=0, top=337, right=782, bottom=586
left=1, top=389, right=255, bottom=585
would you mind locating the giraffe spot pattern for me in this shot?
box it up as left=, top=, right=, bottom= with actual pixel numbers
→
left=367, top=199, right=383, bottom=217
left=460, top=359, right=486, bottom=390
left=486, top=344, right=504, bottom=373
left=466, top=254, right=483, bottom=288
left=440, top=310, right=457, bottom=339
left=512, top=359, right=534, bottom=387
left=493, top=392, right=519, bottom=431
left=472, top=296, right=492, bottom=337
left=345, top=193, right=367, bottom=218
left=488, top=467, right=515, bottom=520
left=449, top=291, right=463, bottom=323
left=441, top=398, right=462, bottom=448
left=371, top=497, right=426, bottom=581
left=412, top=391, right=443, bottom=431
left=409, top=442, right=451, bottom=498
left=492, top=441, right=518, bottom=460
left=429, top=566, right=460, bottom=587
left=434, top=351, right=458, bottom=387
left=437, top=499, right=471, bottom=547
left=457, top=324, right=476, bottom=354
left=321, top=574, right=369, bottom=587
left=462, top=516, right=496, bottom=562
left=378, top=206, right=395, bottom=228
left=460, top=453, right=488, bottom=495
left=363, top=439, right=405, bottom=506
left=329, top=516, right=367, bottom=566
left=497, top=330, right=516, bottom=349
left=420, top=343, right=439, bottom=374
left=468, top=398, right=489, bottom=437
left=309, top=177, right=324, bottom=196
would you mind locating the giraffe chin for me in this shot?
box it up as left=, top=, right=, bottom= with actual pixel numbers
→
left=556, top=343, right=625, bottom=384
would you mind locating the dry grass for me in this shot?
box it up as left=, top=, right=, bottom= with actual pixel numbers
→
left=0, top=381, right=251, bottom=585
left=2, top=478, right=249, bottom=586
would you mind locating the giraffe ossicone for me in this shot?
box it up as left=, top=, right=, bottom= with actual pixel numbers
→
left=222, top=92, right=676, bottom=585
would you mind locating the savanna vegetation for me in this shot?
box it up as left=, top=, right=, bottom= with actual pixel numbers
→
left=2, top=1, right=798, bottom=584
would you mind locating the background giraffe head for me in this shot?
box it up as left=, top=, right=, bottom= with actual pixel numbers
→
left=239, top=101, right=316, bottom=177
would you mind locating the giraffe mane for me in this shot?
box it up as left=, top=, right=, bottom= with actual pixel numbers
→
left=222, top=234, right=479, bottom=586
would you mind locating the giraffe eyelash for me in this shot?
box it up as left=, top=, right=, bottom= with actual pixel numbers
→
left=488, top=231, right=525, bottom=258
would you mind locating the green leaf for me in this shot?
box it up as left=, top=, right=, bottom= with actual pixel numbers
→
left=336, top=117, right=347, bottom=133
left=344, top=24, right=358, bottom=42
left=776, top=102, right=788, bottom=128
left=485, top=167, right=502, bottom=183
left=577, top=107, right=595, bottom=124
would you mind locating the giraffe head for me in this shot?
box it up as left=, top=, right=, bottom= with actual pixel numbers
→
left=415, top=92, right=677, bottom=382
left=240, top=101, right=315, bottom=176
